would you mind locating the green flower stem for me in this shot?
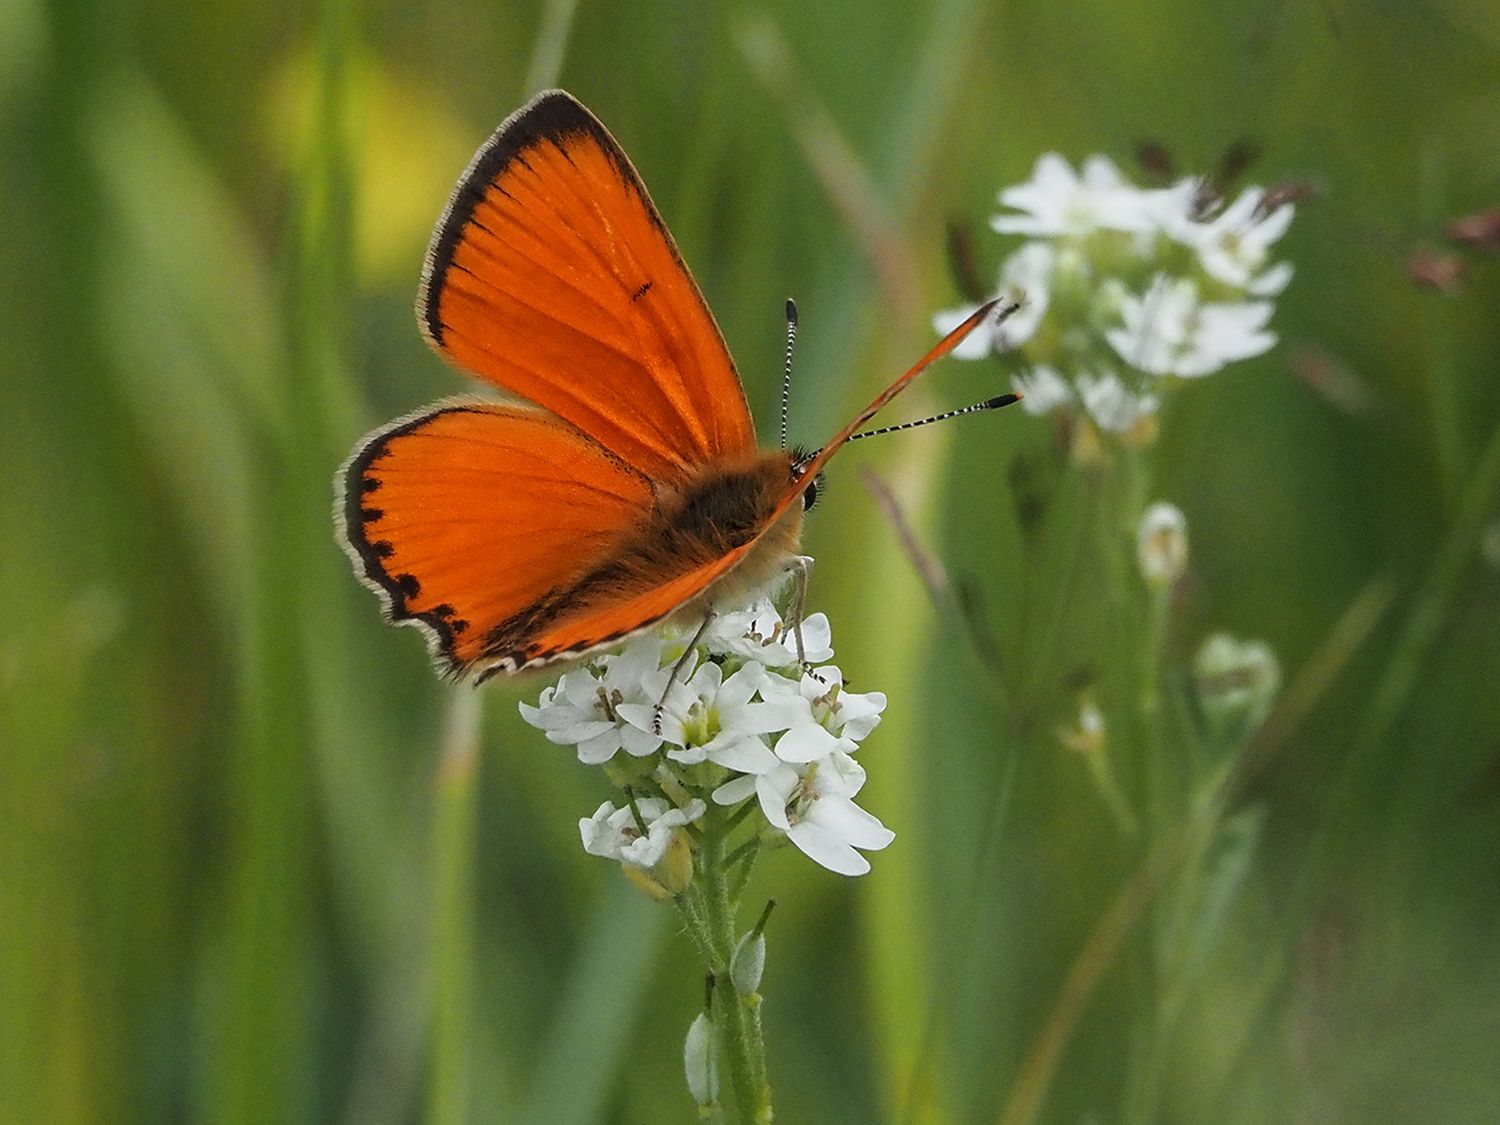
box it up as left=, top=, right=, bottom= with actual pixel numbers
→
left=1140, top=584, right=1172, bottom=840
left=700, top=802, right=772, bottom=1123
left=675, top=886, right=717, bottom=968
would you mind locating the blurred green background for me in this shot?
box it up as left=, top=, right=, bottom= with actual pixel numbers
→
left=4, top=0, right=1499, bottom=1121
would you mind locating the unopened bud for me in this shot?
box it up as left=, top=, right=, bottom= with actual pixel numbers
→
left=1137, top=501, right=1189, bottom=587
left=731, top=898, right=776, bottom=995
left=657, top=827, right=695, bottom=896
left=1194, top=633, right=1280, bottom=745
left=1057, top=691, right=1106, bottom=756
left=731, top=932, right=766, bottom=995
left=683, top=1012, right=719, bottom=1110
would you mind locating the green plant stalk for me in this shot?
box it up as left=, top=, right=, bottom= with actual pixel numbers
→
left=427, top=692, right=481, bottom=1125
left=1000, top=579, right=1390, bottom=1125
left=1209, top=421, right=1500, bottom=1101
left=700, top=804, right=772, bottom=1123
left=675, top=884, right=717, bottom=968
left=1116, top=446, right=1165, bottom=1125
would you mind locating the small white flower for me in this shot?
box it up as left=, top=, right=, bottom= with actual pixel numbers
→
left=714, top=752, right=894, bottom=876
left=1176, top=187, right=1296, bottom=296
left=1075, top=370, right=1159, bottom=433
left=579, top=797, right=705, bottom=869
left=519, top=638, right=665, bottom=764
left=1106, top=276, right=1276, bottom=379
left=992, top=153, right=1152, bottom=237
left=1010, top=364, right=1075, bottom=415
left=1139, top=178, right=1202, bottom=239
left=702, top=598, right=833, bottom=667
left=617, top=660, right=790, bottom=774
left=758, top=665, right=886, bottom=765
left=1137, top=501, right=1189, bottom=586
left=934, top=241, right=1056, bottom=358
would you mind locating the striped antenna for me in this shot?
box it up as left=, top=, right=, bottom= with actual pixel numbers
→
left=779, top=298, right=798, bottom=449
left=846, top=393, right=1022, bottom=443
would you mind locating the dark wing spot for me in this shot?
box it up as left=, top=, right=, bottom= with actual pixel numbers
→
left=360, top=477, right=382, bottom=493
left=396, top=574, right=421, bottom=599
left=372, top=541, right=395, bottom=558
left=360, top=508, right=384, bottom=523
left=630, top=280, right=653, bottom=302
left=450, top=619, right=469, bottom=635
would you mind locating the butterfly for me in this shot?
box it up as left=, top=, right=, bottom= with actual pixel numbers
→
left=337, top=89, right=1005, bottom=683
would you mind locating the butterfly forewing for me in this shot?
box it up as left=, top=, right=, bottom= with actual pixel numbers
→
left=418, top=90, right=756, bottom=479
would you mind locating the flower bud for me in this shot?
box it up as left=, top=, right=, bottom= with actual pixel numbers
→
left=1137, top=501, right=1189, bottom=587
left=622, top=865, right=671, bottom=902
left=731, top=930, right=766, bottom=995
left=1056, top=692, right=1106, bottom=756
left=1194, top=633, right=1280, bottom=745
left=683, top=1012, right=719, bottom=1110
left=656, top=826, right=696, bottom=896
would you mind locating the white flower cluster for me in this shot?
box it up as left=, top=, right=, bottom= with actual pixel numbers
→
left=935, top=153, right=1295, bottom=436
left=521, top=596, right=895, bottom=877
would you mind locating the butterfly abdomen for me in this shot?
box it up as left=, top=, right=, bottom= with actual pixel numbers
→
left=476, top=452, right=804, bottom=671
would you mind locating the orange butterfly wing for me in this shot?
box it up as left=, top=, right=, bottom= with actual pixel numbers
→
left=339, top=402, right=657, bottom=676
left=417, top=89, right=756, bottom=478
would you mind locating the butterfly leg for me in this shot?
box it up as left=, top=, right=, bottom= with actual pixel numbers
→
left=653, top=608, right=717, bottom=736
left=783, top=555, right=813, bottom=668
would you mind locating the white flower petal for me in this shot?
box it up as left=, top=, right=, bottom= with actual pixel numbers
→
left=617, top=702, right=681, bottom=745
left=806, top=797, right=895, bottom=851
left=665, top=743, right=709, bottom=765
left=734, top=698, right=812, bottom=735
left=786, top=821, right=871, bottom=876
left=579, top=802, right=621, bottom=857
left=774, top=723, right=845, bottom=764
left=1011, top=365, right=1075, bottom=415
left=755, top=768, right=798, bottom=830
left=704, top=734, right=780, bottom=774
left=619, top=724, right=662, bottom=757
left=713, top=774, right=759, bottom=806
left=576, top=730, right=621, bottom=765
left=1248, top=260, right=1294, bottom=296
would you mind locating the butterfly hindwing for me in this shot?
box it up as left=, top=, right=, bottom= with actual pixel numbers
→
left=339, top=401, right=657, bottom=675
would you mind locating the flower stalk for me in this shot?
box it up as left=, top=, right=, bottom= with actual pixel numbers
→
left=682, top=802, right=771, bottom=1123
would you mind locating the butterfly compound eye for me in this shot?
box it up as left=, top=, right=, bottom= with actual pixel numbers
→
left=802, top=470, right=826, bottom=512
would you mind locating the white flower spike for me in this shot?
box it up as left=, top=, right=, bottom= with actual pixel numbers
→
left=932, top=151, right=1296, bottom=443
left=526, top=582, right=897, bottom=883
